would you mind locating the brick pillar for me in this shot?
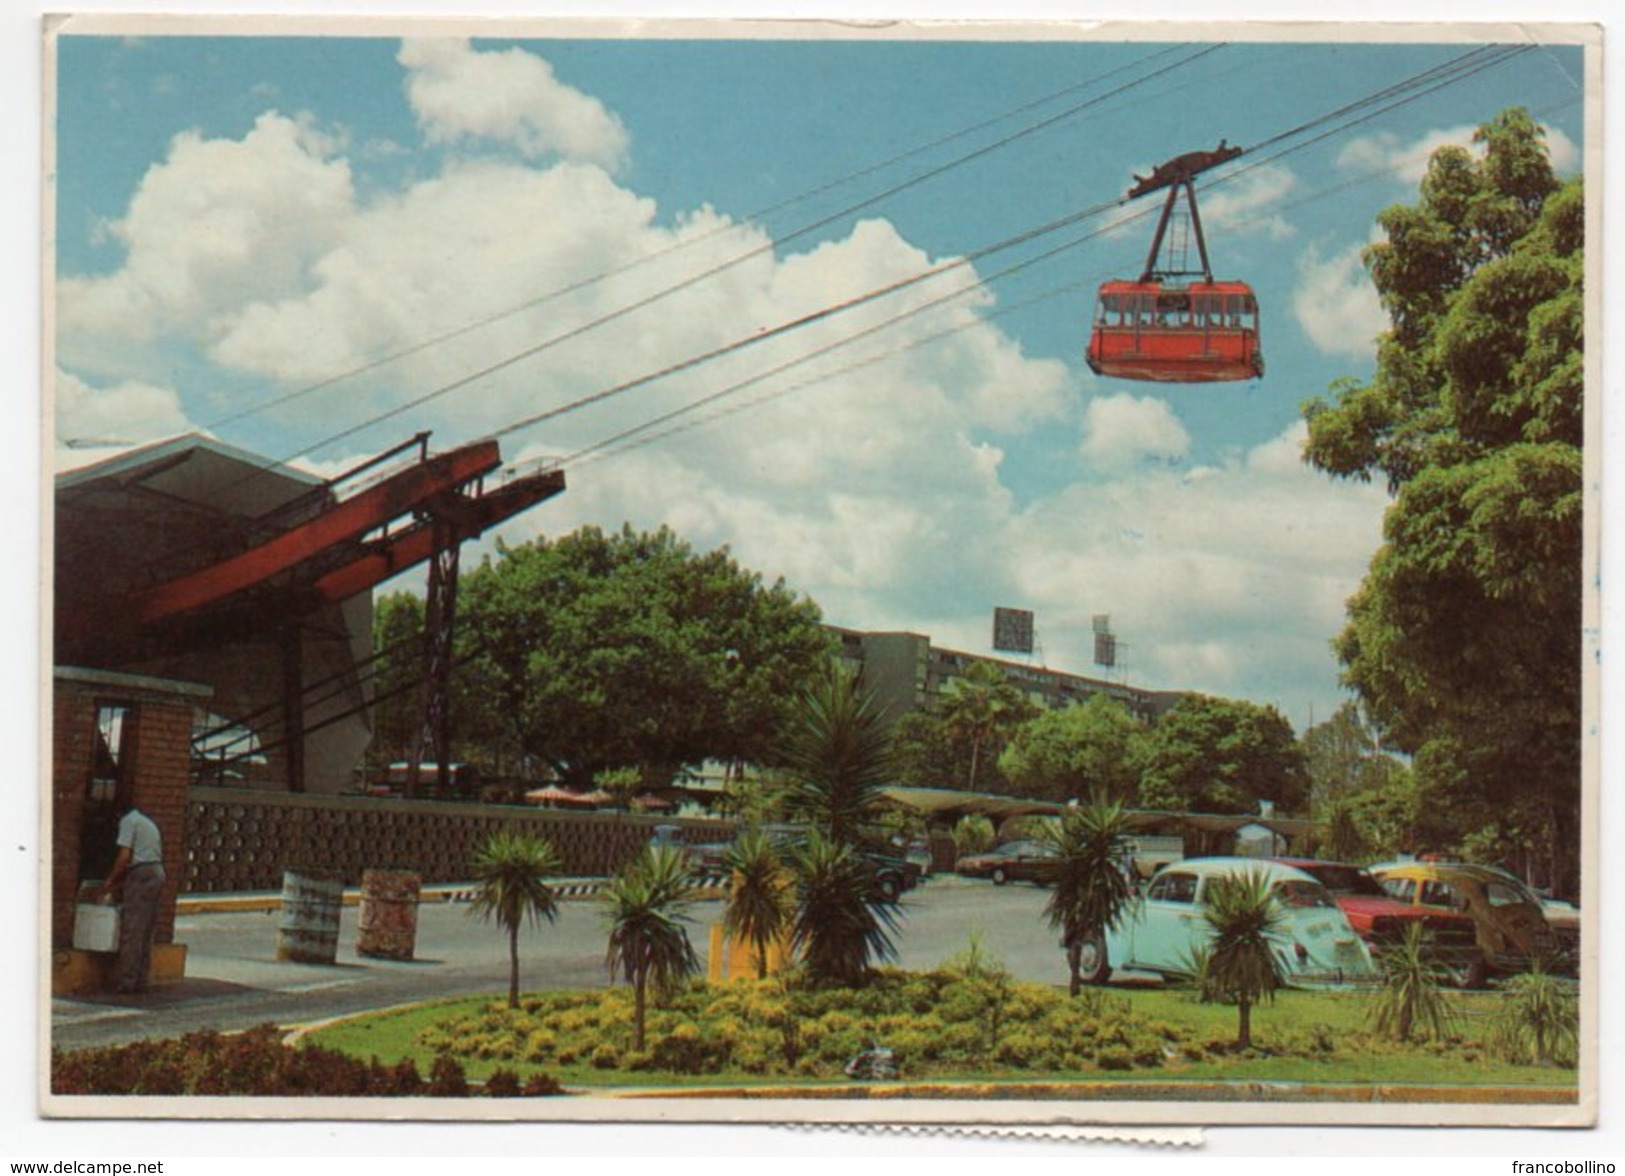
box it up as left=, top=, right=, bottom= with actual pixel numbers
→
left=52, top=669, right=212, bottom=951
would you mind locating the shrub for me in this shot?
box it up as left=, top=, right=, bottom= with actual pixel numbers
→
left=52, top=1026, right=485, bottom=1098
left=427, top=1054, right=469, bottom=1097
left=1370, top=924, right=1456, bottom=1043
left=1490, top=969, right=1579, bottom=1068
left=483, top=1068, right=523, bottom=1097
left=951, top=814, right=996, bottom=859
left=522, top=1072, right=565, bottom=1096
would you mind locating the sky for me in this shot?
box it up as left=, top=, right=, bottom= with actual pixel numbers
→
left=48, top=22, right=1590, bottom=732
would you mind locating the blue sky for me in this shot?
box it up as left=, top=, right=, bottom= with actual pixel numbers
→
left=49, top=25, right=1590, bottom=731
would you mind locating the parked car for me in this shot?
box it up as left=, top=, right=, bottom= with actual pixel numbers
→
left=1270, top=857, right=1483, bottom=985
left=1076, top=857, right=1379, bottom=988
left=955, top=839, right=1060, bottom=886
left=689, top=825, right=921, bottom=902
left=1368, top=861, right=1571, bottom=978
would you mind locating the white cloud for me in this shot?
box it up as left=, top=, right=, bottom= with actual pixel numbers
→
left=1003, top=420, right=1389, bottom=716
left=57, top=112, right=355, bottom=346
left=1292, top=238, right=1387, bottom=359
left=1338, top=121, right=1581, bottom=185
left=1081, top=393, right=1190, bottom=469
left=1200, top=164, right=1297, bottom=241
left=53, top=47, right=1386, bottom=730
left=398, top=38, right=628, bottom=170
left=53, top=369, right=193, bottom=450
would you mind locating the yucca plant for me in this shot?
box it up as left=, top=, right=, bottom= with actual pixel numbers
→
left=723, top=828, right=794, bottom=979
left=1490, top=966, right=1579, bottom=1068
left=602, top=844, right=700, bottom=1050
left=1370, top=923, right=1456, bottom=1043
left=467, top=827, right=561, bottom=1009
left=789, top=829, right=900, bottom=988
left=1200, top=867, right=1285, bottom=1050
left=1040, top=794, right=1137, bottom=994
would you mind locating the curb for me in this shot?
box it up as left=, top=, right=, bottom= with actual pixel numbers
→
left=178, top=876, right=731, bottom=915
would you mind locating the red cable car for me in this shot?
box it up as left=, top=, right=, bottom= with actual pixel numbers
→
left=1086, top=141, right=1264, bottom=384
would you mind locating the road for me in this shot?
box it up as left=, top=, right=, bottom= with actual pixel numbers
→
left=51, top=876, right=1070, bottom=1052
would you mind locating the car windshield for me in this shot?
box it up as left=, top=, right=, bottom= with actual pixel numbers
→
left=1300, top=864, right=1386, bottom=897
left=1270, top=879, right=1336, bottom=909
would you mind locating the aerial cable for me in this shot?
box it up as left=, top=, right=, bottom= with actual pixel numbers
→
left=562, top=81, right=1557, bottom=474
left=217, top=45, right=1218, bottom=448
left=336, top=42, right=1527, bottom=457
left=546, top=201, right=1161, bottom=468
left=488, top=46, right=1531, bottom=450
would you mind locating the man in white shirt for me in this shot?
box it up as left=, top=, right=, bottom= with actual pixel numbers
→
left=99, top=804, right=165, bottom=995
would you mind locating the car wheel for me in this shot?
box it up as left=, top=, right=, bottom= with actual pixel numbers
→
left=992, top=867, right=1008, bottom=886
left=1077, top=934, right=1111, bottom=986
left=875, top=874, right=901, bottom=903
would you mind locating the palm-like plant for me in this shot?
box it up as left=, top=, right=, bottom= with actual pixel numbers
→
left=790, top=830, right=900, bottom=988
left=937, top=661, right=1032, bottom=792
left=1200, top=867, right=1286, bottom=1050
left=723, top=828, right=793, bottom=979
left=1490, top=966, right=1579, bottom=1068
left=1371, top=923, right=1456, bottom=1043
left=779, top=662, right=892, bottom=847
left=467, top=827, right=561, bottom=1009
left=1041, top=795, right=1138, bottom=995
left=602, top=844, right=699, bottom=1050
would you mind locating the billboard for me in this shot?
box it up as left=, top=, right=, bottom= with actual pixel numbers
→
left=991, top=607, right=1035, bottom=653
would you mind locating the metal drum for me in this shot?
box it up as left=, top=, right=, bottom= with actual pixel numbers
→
left=356, top=869, right=421, bottom=961
left=275, top=868, right=343, bottom=964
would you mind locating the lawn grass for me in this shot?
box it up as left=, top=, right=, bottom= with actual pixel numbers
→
left=297, top=980, right=1576, bottom=1094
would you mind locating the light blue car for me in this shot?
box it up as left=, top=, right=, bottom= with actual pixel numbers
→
left=1075, top=857, right=1380, bottom=988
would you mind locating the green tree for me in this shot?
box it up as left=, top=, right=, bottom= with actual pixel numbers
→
left=1042, top=794, right=1138, bottom=995
left=888, top=707, right=1016, bottom=795
left=935, top=662, right=1037, bottom=792
left=789, top=830, right=900, bottom=987
left=1302, top=109, right=1583, bottom=893
left=1300, top=700, right=1404, bottom=814
left=458, top=525, right=832, bottom=789
left=1138, top=695, right=1309, bottom=815
left=722, top=828, right=793, bottom=979
left=999, top=694, right=1147, bottom=803
left=601, top=845, right=700, bottom=1051
left=367, top=593, right=428, bottom=772
left=466, top=828, right=561, bottom=1009
left=1199, top=867, right=1285, bottom=1050
left=779, top=661, right=893, bottom=848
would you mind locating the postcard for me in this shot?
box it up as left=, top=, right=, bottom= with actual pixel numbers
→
left=40, top=13, right=1600, bottom=1130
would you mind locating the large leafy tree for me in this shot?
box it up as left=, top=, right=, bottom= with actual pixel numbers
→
left=999, top=694, right=1147, bottom=803
left=1300, top=700, right=1407, bottom=814
left=1137, top=694, right=1309, bottom=815
left=455, top=525, right=832, bottom=789
left=1301, top=109, right=1583, bottom=891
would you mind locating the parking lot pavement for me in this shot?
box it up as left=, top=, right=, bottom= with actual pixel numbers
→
left=52, top=874, right=1074, bottom=1052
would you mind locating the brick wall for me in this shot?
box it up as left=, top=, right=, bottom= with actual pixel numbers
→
left=184, top=788, right=735, bottom=892
left=52, top=669, right=212, bottom=949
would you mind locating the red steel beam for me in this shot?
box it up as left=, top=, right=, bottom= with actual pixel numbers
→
left=135, top=439, right=502, bottom=624
left=311, top=467, right=566, bottom=604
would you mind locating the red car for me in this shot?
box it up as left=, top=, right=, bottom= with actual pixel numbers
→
left=1271, top=858, right=1484, bottom=986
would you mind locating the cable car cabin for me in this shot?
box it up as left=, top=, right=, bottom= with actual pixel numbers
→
left=1087, top=280, right=1263, bottom=383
